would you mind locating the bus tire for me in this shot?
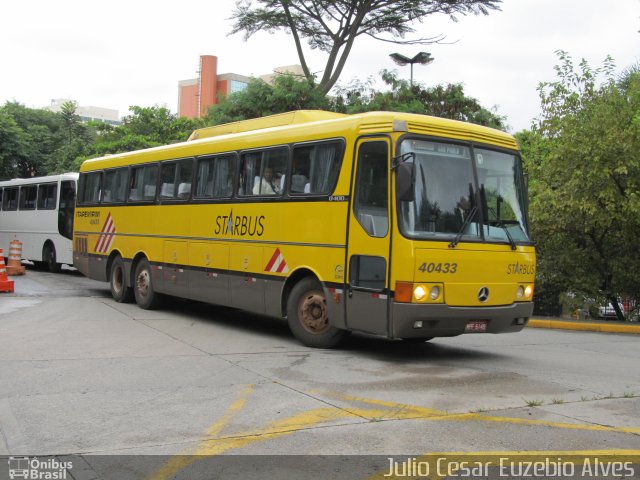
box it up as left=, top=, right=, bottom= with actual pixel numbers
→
left=110, top=256, right=133, bottom=303
left=133, top=258, right=162, bottom=310
left=287, top=277, right=348, bottom=348
left=44, top=243, right=61, bottom=273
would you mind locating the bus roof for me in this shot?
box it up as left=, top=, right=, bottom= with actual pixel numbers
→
left=188, top=110, right=346, bottom=141
left=0, top=172, right=79, bottom=187
left=80, top=111, right=519, bottom=171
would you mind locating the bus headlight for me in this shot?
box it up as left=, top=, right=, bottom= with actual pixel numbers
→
left=516, top=284, right=534, bottom=301
left=413, top=285, right=427, bottom=301
left=524, top=284, right=534, bottom=299
left=395, top=282, right=444, bottom=304
left=429, top=285, right=441, bottom=300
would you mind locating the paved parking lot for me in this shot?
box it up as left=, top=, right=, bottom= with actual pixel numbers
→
left=1, top=268, right=639, bottom=478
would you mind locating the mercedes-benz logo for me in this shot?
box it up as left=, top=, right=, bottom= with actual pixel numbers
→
left=478, top=287, right=490, bottom=303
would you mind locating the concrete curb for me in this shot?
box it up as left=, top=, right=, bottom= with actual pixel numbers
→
left=528, top=318, right=640, bottom=334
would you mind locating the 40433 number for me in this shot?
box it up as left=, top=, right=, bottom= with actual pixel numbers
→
left=418, top=262, right=458, bottom=274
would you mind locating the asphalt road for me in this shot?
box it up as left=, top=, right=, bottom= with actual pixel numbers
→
left=1, top=267, right=639, bottom=479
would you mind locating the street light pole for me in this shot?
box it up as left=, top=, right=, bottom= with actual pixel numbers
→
left=389, top=52, right=434, bottom=87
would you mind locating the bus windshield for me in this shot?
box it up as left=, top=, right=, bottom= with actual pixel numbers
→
left=397, top=139, right=530, bottom=243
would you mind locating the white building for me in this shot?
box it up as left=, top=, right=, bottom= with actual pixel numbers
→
left=46, top=99, right=121, bottom=126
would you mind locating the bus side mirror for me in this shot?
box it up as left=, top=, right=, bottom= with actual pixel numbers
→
left=396, top=162, right=415, bottom=202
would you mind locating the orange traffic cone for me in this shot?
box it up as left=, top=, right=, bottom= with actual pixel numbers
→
left=6, top=239, right=26, bottom=276
left=0, top=249, right=15, bottom=293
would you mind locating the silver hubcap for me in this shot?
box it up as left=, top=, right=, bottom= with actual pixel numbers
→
left=136, top=269, right=150, bottom=298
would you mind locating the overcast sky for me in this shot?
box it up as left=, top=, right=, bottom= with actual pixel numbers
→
left=1, top=0, right=638, bottom=133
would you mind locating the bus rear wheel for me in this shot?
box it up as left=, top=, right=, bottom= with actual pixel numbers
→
left=133, top=258, right=162, bottom=309
left=110, top=256, right=133, bottom=303
left=44, top=243, right=61, bottom=273
left=287, top=277, right=347, bottom=348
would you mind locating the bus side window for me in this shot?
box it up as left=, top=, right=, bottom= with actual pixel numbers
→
left=19, top=185, right=37, bottom=210
left=291, top=141, right=342, bottom=195
left=291, top=146, right=311, bottom=193
left=196, top=154, right=236, bottom=199
left=3, top=187, right=18, bottom=211
left=239, top=152, right=261, bottom=196
left=129, top=165, right=158, bottom=202
left=102, top=168, right=127, bottom=204
left=78, top=172, right=101, bottom=205
left=161, top=159, right=193, bottom=200
left=38, top=183, right=58, bottom=210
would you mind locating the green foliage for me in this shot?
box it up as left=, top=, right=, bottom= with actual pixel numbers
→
left=334, top=70, right=507, bottom=130
left=521, top=51, right=640, bottom=320
left=0, top=102, right=90, bottom=179
left=0, top=103, right=203, bottom=179
left=205, top=74, right=331, bottom=125
left=88, top=106, right=203, bottom=157
left=204, top=71, right=506, bottom=130
left=230, top=0, right=501, bottom=93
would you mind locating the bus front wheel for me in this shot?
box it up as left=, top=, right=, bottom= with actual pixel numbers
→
left=287, top=277, right=348, bottom=348
left=133, top=258, right=162, bottom=310
left=44, top=243, right=61, bottom=273
left=110, top=256, right=133, bottom=303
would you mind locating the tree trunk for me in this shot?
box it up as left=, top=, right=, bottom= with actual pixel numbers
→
left=608, top=296, right=625, bottom=322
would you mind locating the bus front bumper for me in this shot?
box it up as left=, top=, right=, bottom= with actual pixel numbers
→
left=391, top=302, right=534, bottom=339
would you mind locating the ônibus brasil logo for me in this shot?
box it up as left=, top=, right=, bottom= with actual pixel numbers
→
left=8, top=457, right=72, bottom=480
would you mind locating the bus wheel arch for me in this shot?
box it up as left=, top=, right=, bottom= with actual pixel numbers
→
left=107, top=251, right=133, bottom=303
left=42, top=240, right=61, bottom=273
left=281, top=268, right=317, bottom=317
left=285, top=274, right=349, bottom=348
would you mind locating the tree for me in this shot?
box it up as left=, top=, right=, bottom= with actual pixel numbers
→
left=230, top=0, right=501, bottom=93
left=205, top=74, right=331, bottom=124
left=0, top=102, right=66, bottom=178
left=0, top=111, right=26, bottom=180
left=89, top=106, right=202, bottom=156
left=521, top=51, right=640, bottom=321
left=49, top=101, right=95, bottom=173
left=334, top=69, right=507, bottom=129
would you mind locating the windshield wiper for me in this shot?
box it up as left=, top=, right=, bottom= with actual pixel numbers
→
left=449, top=206, right=477, bottom=249
left=487, top=207, right=517, bottom=250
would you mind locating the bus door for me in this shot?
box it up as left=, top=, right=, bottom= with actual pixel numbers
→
left=346, top=139, right=391, bottom=335
left=58, top=180, right=76, bottom=240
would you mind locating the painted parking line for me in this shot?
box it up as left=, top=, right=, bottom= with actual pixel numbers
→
left=149, top=390, right=640, bottom=480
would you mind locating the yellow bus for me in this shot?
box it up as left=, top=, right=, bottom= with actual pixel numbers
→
left=73, top=111, right=535, bottom=348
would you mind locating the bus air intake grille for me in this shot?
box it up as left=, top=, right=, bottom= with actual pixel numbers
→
left=358, top=121, right=394, bottom=134
left=407, top=122, right=518, bottom=150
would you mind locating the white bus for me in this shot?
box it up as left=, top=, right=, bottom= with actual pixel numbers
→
left=0, top=173, right=78, bottom=272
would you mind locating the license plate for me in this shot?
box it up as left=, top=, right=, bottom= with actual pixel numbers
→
left=465, top=320, right=488, bottom=333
